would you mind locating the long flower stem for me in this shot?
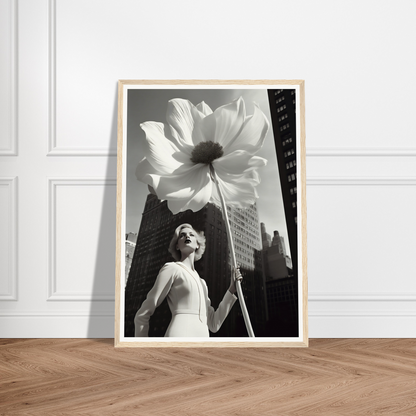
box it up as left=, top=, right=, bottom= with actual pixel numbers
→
left=210, top=166, right=255, bottom=337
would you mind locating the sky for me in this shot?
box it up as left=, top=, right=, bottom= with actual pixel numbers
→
left=125, top=88, right=291, bottom=256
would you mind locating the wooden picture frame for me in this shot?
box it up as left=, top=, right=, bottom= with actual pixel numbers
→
left=115, top=80, right=307, bottom=347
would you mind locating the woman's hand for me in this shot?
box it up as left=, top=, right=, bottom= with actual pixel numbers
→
left=228, top=266, right=243, bottom=295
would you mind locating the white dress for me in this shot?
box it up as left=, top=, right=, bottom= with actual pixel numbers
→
left=134, top=262, right=237, bottom=337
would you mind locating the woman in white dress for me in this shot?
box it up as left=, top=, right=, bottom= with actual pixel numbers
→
left=134, top=223, right=242, bottom=337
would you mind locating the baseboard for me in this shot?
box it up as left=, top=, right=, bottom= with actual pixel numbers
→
left=0, top=313, right=115, bottom=338
left=1, top=312, right=415, bottom=338
left=309, top=314, right=416, bottom=338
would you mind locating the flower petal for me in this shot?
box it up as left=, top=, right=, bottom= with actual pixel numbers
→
left=213, top=151, right=267, bottom=175
left=211, top=171, right=259, bottom=208
left=142, top=164, right=213, bottom=214
left=140, top=121, right=192, bottom=175
left=192, top=113, right=216, bottom=145
left=212, top=97, right=246, bottom=147
left=135, top=157, right=156, bottom=183
left=166, top=99, right=204, bottom=146
left=223, top=102, right=270, bottom=155
left=196, top=101, right=213, bottom=116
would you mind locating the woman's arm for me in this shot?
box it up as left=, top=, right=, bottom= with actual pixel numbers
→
left=134, top=263, right=175, bottom=337
left=204, top=268, right=242, bottom=333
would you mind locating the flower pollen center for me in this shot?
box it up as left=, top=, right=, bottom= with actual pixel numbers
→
left=190, top=141, right=224, bottom=165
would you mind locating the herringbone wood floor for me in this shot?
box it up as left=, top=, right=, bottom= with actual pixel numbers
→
left=1, top=339, right=415, bottom=415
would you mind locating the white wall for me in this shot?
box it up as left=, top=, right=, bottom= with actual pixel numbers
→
left=1, top=0, right=415, bottom=338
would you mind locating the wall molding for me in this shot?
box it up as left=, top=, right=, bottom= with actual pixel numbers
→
left=0, top=177, right=18, bottom=300
left=1, top=310, right=414, bottom=318
left=47, top=177, right=116, bottom=301
left=307, top=176, right=416, bottom=186
left=310, top=311, right=416, bottom=317
left=307, top=176, right=416, bottom=303
left=307, top=148, right=416, bottom=157
left=309, top=293, right=416, bottom=302
left=0, top=0, right=18, bottom=156
left=0, top=310, right=114, bottom=317
left=47, top=0, right=116, bottom=157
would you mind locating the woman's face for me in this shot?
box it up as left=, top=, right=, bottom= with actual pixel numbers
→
left=176, top=227, right=199, bottom=255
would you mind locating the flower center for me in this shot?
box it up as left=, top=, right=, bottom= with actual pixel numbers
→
left=190, top=141, right=224, bottom=165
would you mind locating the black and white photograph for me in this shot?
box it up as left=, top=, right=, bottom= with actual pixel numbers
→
left=115, top=81, right=307, bottom=346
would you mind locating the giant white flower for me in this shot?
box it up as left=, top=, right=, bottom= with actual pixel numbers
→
left=136, top=97, right=269, bottom=214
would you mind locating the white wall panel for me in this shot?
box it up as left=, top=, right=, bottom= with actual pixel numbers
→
left=307, top=177, right=416, bottom=337
left=48, top=0, right=119, bottom=156
left=308, top=178, right=416, bottom=297
left=48, top=178, right=116, bottom=301
left=0, top=0, right=17, bottom=155
left=0, top=178, right=17, bottom=300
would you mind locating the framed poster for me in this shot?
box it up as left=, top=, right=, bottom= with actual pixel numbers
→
left=115, top=80, right=307, bottom=347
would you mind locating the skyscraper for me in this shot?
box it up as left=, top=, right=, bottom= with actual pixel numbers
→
left=271, top=230, right=284, bottom=254
left=268, top=89, right=298, bottom=277
left=265, top=88, right=299, bottom=336
left=227, top=204, right=262, bottom=269
left=260, top=225, right=289, bottom=281
left=261, top=222, right=271, bottom=249
left=125, top=232, right=137, bottom=286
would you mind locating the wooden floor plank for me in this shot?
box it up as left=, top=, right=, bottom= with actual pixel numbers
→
left=0, top=339, right=415, bottom=415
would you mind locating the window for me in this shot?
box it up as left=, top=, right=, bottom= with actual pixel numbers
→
left=284, top=148, right=295, bottom=158
left=280, top=123, right=290, bottom=132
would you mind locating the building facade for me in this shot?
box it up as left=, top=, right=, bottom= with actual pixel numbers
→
left=264, top=88, right=299, bottom=337
left=265, top=276, right=298, bottom=337
left=125, top=232, right=137, bottom=286
left=268, top=88, right=298, bottom=276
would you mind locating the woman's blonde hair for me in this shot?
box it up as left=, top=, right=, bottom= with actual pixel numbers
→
left=168, top=223, right=206, bottom=262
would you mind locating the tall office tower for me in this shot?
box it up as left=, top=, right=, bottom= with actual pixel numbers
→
left=261, top=222, right=272, bottom=249
left=226, top=203, right=267, bottom=335
left=266, top=244, right=289, bottom=280
left=271, top=230, right=284, bottom=254
left=279, top=236, right=287, bottom=257
left=227, top=204, right=262, bottom=269
left=261, top=225, right=288, bottom=281
left=268, top=89, right=298, bottom=277
left=125, top=232, right=137, bottom=286
left=266, top=88, right=299, bottom=336
left=260, top=212, right=297, bottom=336
left=124, top=194, right=267, bottom=337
